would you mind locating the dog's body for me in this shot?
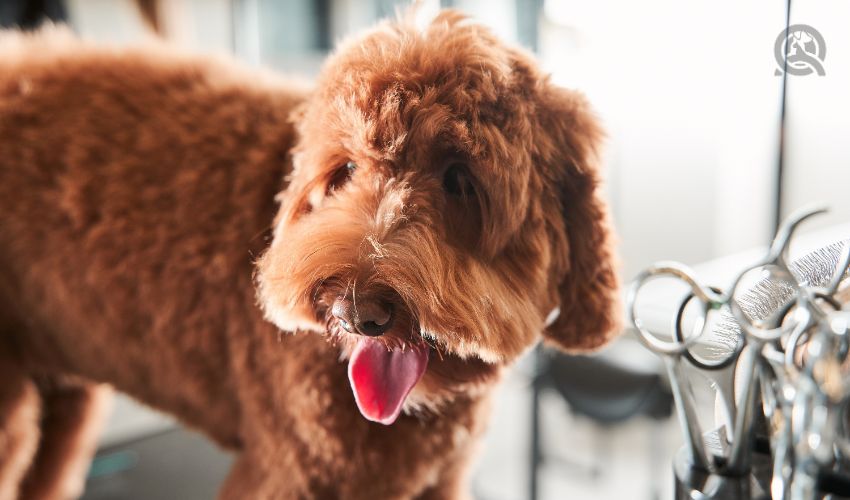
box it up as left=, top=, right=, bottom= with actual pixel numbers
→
left=0, top=12, right=620, bottom=500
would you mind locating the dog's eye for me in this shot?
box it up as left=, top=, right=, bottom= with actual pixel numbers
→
left=442, top=163, right=475, bottom=198
left=327, top=161, right=356, bottom=194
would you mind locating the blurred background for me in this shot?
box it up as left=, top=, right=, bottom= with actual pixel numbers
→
left=2, top=1, right=848, bottom=499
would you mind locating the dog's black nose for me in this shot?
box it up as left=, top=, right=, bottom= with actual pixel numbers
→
left=331, top=297, right=393, bottom=337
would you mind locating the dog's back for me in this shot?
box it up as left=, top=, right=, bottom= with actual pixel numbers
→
left=0, top=26, right=304, bottom=453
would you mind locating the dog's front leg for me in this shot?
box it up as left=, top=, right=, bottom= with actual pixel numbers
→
left=218, top=452, right=305, bottom=500
left=0, top=367, right=40, bottom=500
left=413, top=449, right=475, bottom=500
left=20, top=380, right=112, bottom=500
left=218, top=453, right=261, bottom=500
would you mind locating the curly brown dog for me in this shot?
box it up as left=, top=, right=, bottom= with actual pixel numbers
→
left=0, top=10, right=620, bottom=500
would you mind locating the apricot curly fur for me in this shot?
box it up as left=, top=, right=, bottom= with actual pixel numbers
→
left=0, top=11, right=619, bottom=499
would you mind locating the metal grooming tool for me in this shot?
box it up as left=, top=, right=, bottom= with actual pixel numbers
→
left=627, top=205, right=850, bottom=499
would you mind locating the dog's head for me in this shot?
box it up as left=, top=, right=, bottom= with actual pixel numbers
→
left=257, top=10, right=620, bottom=424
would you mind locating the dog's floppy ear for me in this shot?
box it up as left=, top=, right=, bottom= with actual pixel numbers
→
left=536, top=84, right=621, bottom=351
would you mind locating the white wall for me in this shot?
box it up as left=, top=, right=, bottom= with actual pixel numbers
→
left=783, top=0, right=850, bottom=232
left=67, top=0, right=233, bottom=54
left=66, top=0, right=147, bottom=43
left=539, top=0, right=791, bottom=278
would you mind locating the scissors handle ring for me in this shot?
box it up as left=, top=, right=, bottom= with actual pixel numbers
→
left=674, top=287, right=743, bottom=370
left=628, top=262, right=724, bottom=355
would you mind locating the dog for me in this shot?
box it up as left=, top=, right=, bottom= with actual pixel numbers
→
left=0, top=10, right=620, bottom=499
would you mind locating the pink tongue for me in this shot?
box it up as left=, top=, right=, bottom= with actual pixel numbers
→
left=348, top=339, right=429, bottom=425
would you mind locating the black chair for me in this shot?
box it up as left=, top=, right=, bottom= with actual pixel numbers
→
left=529, top=346, right=673, bottom=500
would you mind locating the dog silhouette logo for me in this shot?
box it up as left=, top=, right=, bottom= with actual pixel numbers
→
left=775, top=24, right=826, bottom=76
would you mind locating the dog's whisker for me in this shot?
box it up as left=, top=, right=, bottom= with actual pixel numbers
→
left=351, top=279, right=359, bottom=319
left=248, top=224, right=275, bottom=245
left=276, top=245, right=338, bottom=278
left=343, top=278, right=353, bottom=299
left=310, top=275, right=334, bottom=310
